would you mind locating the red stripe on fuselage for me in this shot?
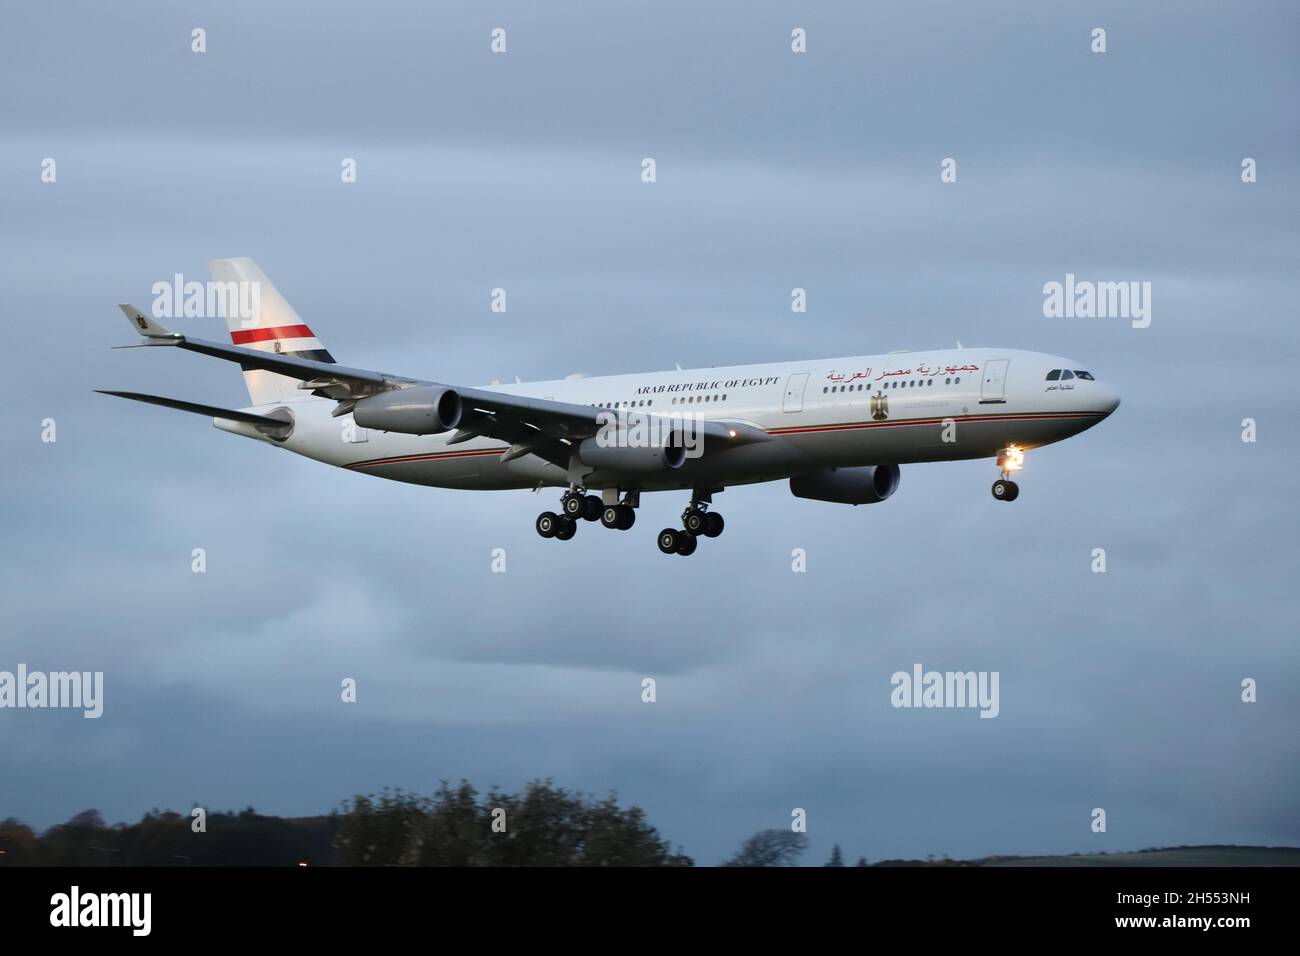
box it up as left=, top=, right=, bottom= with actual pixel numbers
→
left=345, top=412, right=1102, bottom=470
left=767, top=410, right=1105, bottom=436
left=230, top=324, right=316, bottom=345
left=345, top=447, right=508, bottom=470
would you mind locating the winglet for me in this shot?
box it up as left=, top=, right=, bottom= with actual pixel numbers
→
left=117, top=304, right=182, bottom=342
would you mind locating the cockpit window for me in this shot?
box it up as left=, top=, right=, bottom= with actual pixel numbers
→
left=1045, top=369, right=1061, bottom=381
left=1074, top=370, right=1094, bottom=380
left=1060, top=370, right=1075, bottom=380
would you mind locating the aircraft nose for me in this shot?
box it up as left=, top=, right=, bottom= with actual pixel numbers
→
left=1099, top=383, right=1121, bottom=416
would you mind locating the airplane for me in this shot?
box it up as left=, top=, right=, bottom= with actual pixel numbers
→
left=100, top=258, right=1121, bottom=556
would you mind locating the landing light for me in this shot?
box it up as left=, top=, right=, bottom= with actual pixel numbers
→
left=728, top=429, right=737, bottom=438
left=998, top=447, right=1024, bottom=472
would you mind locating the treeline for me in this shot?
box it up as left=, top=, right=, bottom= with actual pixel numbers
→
left=336, top=781, right=690, bottom=866
left=0, top=807, right=335, bottom=867
left=0, top=780, right=691, bottom=867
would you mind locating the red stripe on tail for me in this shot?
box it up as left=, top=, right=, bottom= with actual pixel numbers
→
left=230, top=324, right=315, bottom=345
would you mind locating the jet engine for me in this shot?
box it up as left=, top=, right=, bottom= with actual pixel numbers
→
left=577, top=434, right=687, bottom=473
left=789, top=464, right=900, bottom=505
left=352, top=386, right=463, bottom=435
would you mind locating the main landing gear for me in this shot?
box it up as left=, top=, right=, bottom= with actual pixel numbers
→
left=536, top=486, right=726, bottom=556
left=657, top=492, right=725, bottom=557
left=537, top=488, right=635, bottom=540
left=991, top=446, right=1024, bottom=502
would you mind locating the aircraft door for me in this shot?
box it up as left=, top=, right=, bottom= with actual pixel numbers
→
left=783, top=372, right=810, bottom=412
left=980, top=359, right=1009, bottom=404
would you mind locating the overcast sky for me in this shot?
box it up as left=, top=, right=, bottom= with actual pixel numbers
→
left=1, top=1, right=1297, bottom=864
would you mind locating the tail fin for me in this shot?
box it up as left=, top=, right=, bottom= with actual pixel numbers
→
left=207, top=257, right=335, bottom=405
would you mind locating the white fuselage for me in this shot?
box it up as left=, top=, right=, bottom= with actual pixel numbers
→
left=218, top=348, right=1120, bottom=493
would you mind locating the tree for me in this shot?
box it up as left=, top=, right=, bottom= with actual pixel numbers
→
left=337, top=780, right=691, bottom=867
left=855, top=856, right=868, bottom=867
left=67, top=809, right=106, bottom=829
left=825, top=844, right=844, bottom=866
left=0, top=819, right=38, bottom=864
left=38, top=809, right=113, bottom=866
left=724, top=829, right=808, bottom=867
left=335, top=789, right=427, bottom=866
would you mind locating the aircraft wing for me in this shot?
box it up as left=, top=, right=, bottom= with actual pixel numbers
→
left=445, top=386, right=772, bottom=468
left=113, top=305, right=772, bottom=467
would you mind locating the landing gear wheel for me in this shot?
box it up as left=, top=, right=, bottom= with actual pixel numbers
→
left=581, top=495, right=602, bottom=521
left=562, top=494, right=584, bottom=519
left=675, top=533, right=698, bottom=556
left=657, top=528, right=681, bottom=554
left=683, top=511, right=706, bottom=536
left=991, top=479, right=1019, bottom=501
left=601, top=504, right=636, bottom=530
left=703, top=512, right=724, bottom=538
left=554, top=516, right=577, bottom=540
left=536, top=511, right=559, bottom=538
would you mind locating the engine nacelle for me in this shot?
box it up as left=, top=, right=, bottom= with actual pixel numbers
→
left=353, top=386, right=462, bottom=435
left=578, top=434, right=687, bottom=473
left=790, top=464, right=900, bottom=505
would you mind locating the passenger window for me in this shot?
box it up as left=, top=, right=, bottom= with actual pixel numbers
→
left=1075, top=370, right=1094, bottom=380
left=1061, top=370, right=1075, bottom=380
left=1046, top=370, right=1061, bottom=381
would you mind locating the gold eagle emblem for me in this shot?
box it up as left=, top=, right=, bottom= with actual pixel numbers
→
left=870, top=390, right=889, bottom=421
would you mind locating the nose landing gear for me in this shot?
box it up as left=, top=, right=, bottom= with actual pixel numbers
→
left=991, top=447, right=1023, bottom=501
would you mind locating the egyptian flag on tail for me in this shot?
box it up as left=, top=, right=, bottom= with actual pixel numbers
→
left=208, top=257, right=336, bottom=406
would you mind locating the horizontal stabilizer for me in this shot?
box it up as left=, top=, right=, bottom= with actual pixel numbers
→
left=95, top=390, right=293, bottom=436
